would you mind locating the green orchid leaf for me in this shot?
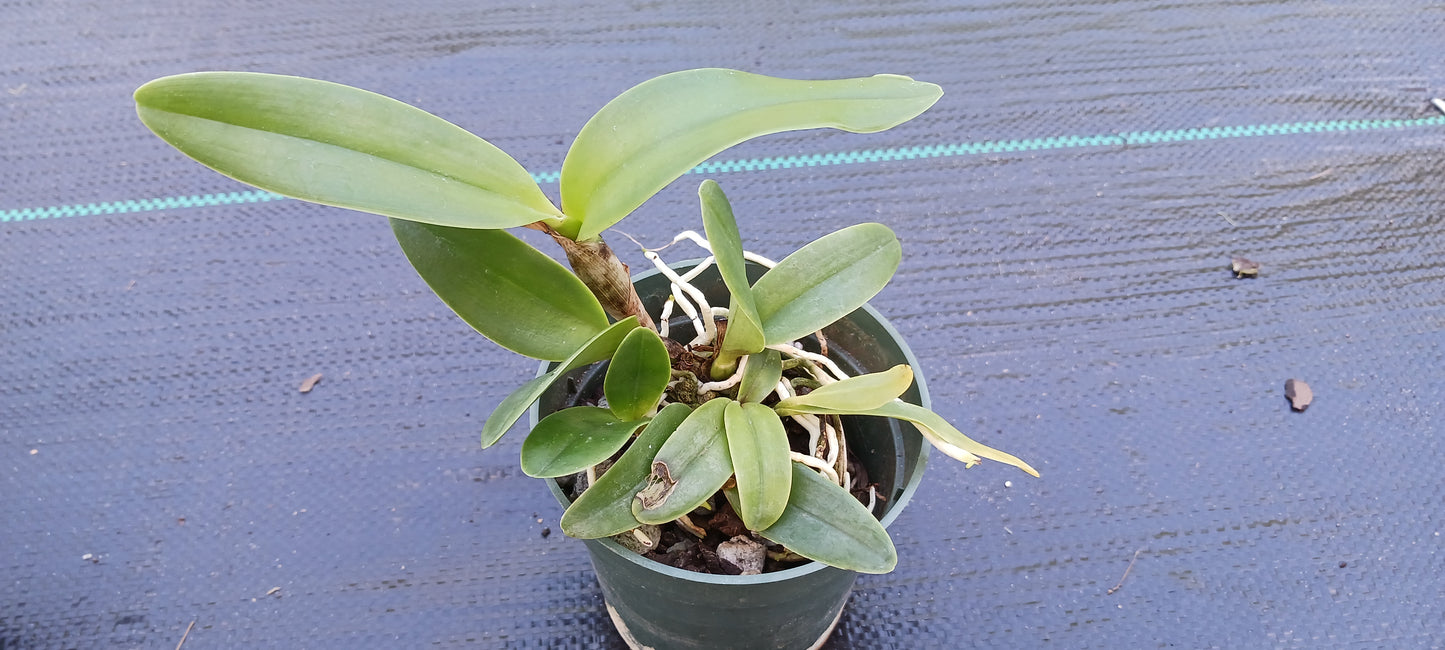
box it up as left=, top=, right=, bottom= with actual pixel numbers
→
left=773, top=365, right=914, bottom=413
left=753, top=223, right=901, bottom=345
left=723, top=402, right=792, bottom=531
left=700, top=180, right=766, bottom=379
left=632, top=398, right=733, bottom=525
left=135, top=72, right=562, bottom=229
left=604, top=327, right=672, bottom=421
left=737, top=349, right=783, bottom=404
left=773, top=399, right=1039, bottom=477
left=753, top=463, right=897, bottom=574
left=392, top=219, right=609, bottom=361
left=562, top=403, right=693, bottom=539
left=481, top=317, right=640, bottom=448
left=520, top=407, right=646, bottom=478
left=559, top=69, right=943, bottom=240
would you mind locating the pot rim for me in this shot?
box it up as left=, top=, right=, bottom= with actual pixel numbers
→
left=537, top=258, right=931, bottom=585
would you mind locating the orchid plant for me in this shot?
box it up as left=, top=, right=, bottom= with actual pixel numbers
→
left=134, top=68, right=1037, bottom=574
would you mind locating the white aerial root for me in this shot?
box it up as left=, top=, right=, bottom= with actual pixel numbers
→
left=822, top=419, right=840, bottom=468
left=773, top=379, right=794, bottom=400
left=657, top=297, right=676, bottom=339
left=791, top=412, right=822, bottom=455
left=676, top=256, right=717, bottom=282
left=645, top=251, right=715, bottom=345
left=768, top=343, right=849, bottom=384
left=696, top=354, right=747, bottom=393
left=790, top=452, right=841, bottom=485
left=672, top=230, right=778, bottom=268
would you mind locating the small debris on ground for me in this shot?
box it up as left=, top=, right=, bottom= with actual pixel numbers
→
left=541, top=527, right=551, bottom=539
left=174, top=620, right=196, bottom=650
left=1285, top=379, right=1313, bottom=412
left=298, top=373, right=323, bottom=393
left=1107, top=548, right=1144, bottom=595
left=1231, top=257, right=1260, bottom=278
left=265, top=587, right=281, bottom=597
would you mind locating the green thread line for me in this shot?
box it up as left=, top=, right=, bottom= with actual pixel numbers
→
left=2, top=190, right=289, bottom=222
left=7, top=115, right=1444, bottom=223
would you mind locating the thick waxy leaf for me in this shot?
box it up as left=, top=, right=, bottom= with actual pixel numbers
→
left=773, top=399, right=1039, bottom=477
left=773, top=365, right=914, bottom=413
left=481, top=317, right=640, bottom=448
left=752, top=223, right=901, bottom=345
left=559, top=69, right=943, bottom=240
left=604, top=328, right=671, bottom=421
left=699, top=180, right=765, bottom=378
left=520, top=407, right=646, bottom=478
left=632, top=398, right=732, bottom=525
left=135, top=72, right=562, bottom=229
left=392, top=219, right=608, bottom=361
left=562, top=403, right=693, bottom=539
left=737, top=349, right=783, bottom=404
left=724, top=402, right=792, bottom=531
left=752, top=463, right=897, bottom=574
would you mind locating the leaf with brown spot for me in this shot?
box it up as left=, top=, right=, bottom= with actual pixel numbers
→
left=632, top=398, right=732, bottom=525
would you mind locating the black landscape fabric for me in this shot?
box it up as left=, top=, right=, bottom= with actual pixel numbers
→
left=3, top=1, right=1443, bottom=647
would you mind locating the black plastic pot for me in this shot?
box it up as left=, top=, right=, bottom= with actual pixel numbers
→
left=533, top=260, right=929, bottom=650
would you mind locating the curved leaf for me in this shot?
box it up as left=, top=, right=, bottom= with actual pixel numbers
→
left=481, top=317, right=639, bottom=448
left=604, top=328, right=672, bottom=421
left=774, top=365, right=913, bottom=413
left=632, top=398, right=732, bottom=525
left=559, top=69, right=943, bottom=240
left=753, top=463, right=897, bottom=574
left=562, top=403, right=693, bottom=539
left=700, top=180, right=765, bottom=378
left=773, top=399, right=1040, bottom=477
left=135, top=72, right=561, bottom=229
left=724, top=402, right=792, bottom=531
left=737, top=349, right=783, bottom=404
left=520, top=407, right=645, bottom=478
left=392, top=219, right=608, bottom=361
left=753, top=223, right=901, bottom=345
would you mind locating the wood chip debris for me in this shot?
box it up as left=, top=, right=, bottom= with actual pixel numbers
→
left=174, top=620, right=195, bottom=650
left=298, top=373, right=323, bottom=393
left=1285, top=379, right=1313, bottom=412
left=1231, top=257, right=1260, bottom=278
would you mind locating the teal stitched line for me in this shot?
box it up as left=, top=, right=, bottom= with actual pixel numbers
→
left=2, top=190, right=288, bottom=221
left=6, top=115, right=1444, bottom=223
